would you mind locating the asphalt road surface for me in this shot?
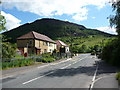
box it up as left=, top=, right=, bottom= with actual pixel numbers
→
left=1, top=54, right=119, bottom=89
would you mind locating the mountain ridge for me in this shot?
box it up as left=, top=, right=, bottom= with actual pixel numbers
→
left=3, top=18, right=114, bottom=43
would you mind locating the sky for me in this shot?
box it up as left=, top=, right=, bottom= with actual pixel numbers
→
left=0, top=0, right=118, bottom=35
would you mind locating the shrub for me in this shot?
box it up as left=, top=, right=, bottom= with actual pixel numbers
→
left=2, top=43, right=16, bottom=59
left=116, top=72, right=120, bottom=85
left=91, top=50, right=96, bottom=55
left=101, top=39, right=120, bottom=67
left=2, top=58, right=35, bottom=69
left=36, top=57, right=55, bottom=63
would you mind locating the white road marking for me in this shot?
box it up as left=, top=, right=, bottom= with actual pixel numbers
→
left=37, top=64, right=50, bottom=69
left=0, top=75, right=14, bottom=80
left=37, top=58, right=72, bottom=69
left=93, top=74, right=116, bottom=85
left=60, top=64, right=72, bottom=69
left=23, top=56, right=89, bottom=85
left=89, top=61, right=99, bottom=90
left=61, top=56, right=88, bottom=69
left=22, top=71, right=54, bottom=85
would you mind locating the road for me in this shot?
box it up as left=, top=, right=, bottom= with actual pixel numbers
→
left=1, top=54, right=119, bottom=89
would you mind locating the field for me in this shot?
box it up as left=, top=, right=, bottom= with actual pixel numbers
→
left=57, top=35, right=115, bottom=47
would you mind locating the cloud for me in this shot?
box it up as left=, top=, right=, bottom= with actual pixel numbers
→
left=92, top=17, right=96, bottom=19
left=1, top=11, right=21, bottom=30
left=64, top=19, right=69, bottom=21
left=72, top=7, right=88, bottom=21
left=96, top=26, right=117, bottom=35
left=1, top=0, right=111, bottom=22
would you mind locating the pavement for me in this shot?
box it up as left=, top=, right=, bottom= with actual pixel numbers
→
left=0, top=54, right=119, bottom=90
left=92, top=60, right=120, bottom=90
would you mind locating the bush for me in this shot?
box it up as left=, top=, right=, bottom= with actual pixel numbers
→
left=116, top=72, right=120, bottom=85
left=2, top=58, right=35, bottom=69
left=36, top=57, right=55, bottom=63
left=91, top=50, right=96, bottom=55
left=36, top=53, right=55, bottom=63
left=101, top=39, right=120, bottom=67
left=2, top=43, right=16, bottom=59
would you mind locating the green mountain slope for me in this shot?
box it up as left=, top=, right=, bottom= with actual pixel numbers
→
left=3, top=18, right=114, bottom=43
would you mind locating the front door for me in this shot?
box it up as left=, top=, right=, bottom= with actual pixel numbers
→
left=36, top=49, right=41, bottom=55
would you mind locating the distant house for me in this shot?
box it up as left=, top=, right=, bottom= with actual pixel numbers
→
left=55, top=40, right=69, bottom=53
left=17, top=31, right=56, bottom=55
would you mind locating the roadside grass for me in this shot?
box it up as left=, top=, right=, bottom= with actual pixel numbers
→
left=15, top=55, right=24, bottom=58
left=116, top=72, right=120, bottom=85
left=2, top=58, right=35, bottom=69
left=1, top=53, right=65, bottom=70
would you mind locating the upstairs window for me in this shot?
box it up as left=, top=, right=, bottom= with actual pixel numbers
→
left=28, top=40, right=32, bottom=46
left=43, top=41, right=48, bottom=46
left=49, top=43, right=53, bottom=46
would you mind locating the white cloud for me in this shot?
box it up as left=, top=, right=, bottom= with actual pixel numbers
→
left=96, top=26, right=117, bottom=35
left=1, top=0, right=111, bottom=22
left=64, top=19, right=69, bottom=21
left=72, top=7, right=88, bottom=21
left=92, top=17, right=96, bottom=19
left=1, top=11, right=21, bottom=30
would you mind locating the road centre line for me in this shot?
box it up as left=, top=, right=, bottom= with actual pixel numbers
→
left=22, top=71, right=54, bottom=85
left=61, top=56, right=88, bottom=69
left=22, top=56, right=88, bottom=85
left=37, top=58, right=72, bottom=69
left=37, top=55, right=88, bottom=69
left=60, top=64, right=72, bottom=69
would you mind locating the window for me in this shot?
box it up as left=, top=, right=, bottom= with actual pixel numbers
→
left=29, top=40, right=32, bottom=44
left=28, top=40, right=32, bottom=46
left=44, top=49, right=47, bottom=53
left=43, top=41, right=48, bottom=46
left=50, top=49, right=52, bottom=52
left=49, top=43, right=53, bottom=46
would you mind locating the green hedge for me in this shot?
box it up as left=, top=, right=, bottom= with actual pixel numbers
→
left=36, top=57, right=55, bottom=63
left=36, top=53, right=55, bottom=63
left=2, top=53, right=65, bottom=69
left=116, top=72, right=120, bottom=85
left=2, top=58, right=35, bottom=69
left=101, top=39, right=120, bottom=67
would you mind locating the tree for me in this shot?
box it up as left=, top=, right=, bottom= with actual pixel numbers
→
left=2, top=43, right=16, bottom=59
left=0, top=12, right=6, bottom=60
left=0, top=15, right=6, bottom=31
left=79, top=45, right=88, bottom=53
left=0, top=3, right=16, bottom=60
left=109, top=1, right=120, bottom=37
left=72, top=46, right=79, bottom=53
left=101, top=1, right=120, bottom=67
left=93, top=45, right=102, bottom=52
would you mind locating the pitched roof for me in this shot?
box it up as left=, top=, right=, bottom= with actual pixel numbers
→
left=17, top=31, right=56, bottom=43
left=55, top=40, right=68, bottom=46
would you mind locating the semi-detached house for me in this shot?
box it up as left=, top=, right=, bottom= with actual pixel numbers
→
left=17, top=31, right=56, bottom=55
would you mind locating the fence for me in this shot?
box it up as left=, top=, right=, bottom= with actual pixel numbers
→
left=52, top=52, right=71, bottom=59
left=1, top=53, right=72, bottom=69
left=2, top=55, right=42, bottom=62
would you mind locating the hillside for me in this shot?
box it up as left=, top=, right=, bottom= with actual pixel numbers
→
left=3, top=18, right=114, bottom=43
